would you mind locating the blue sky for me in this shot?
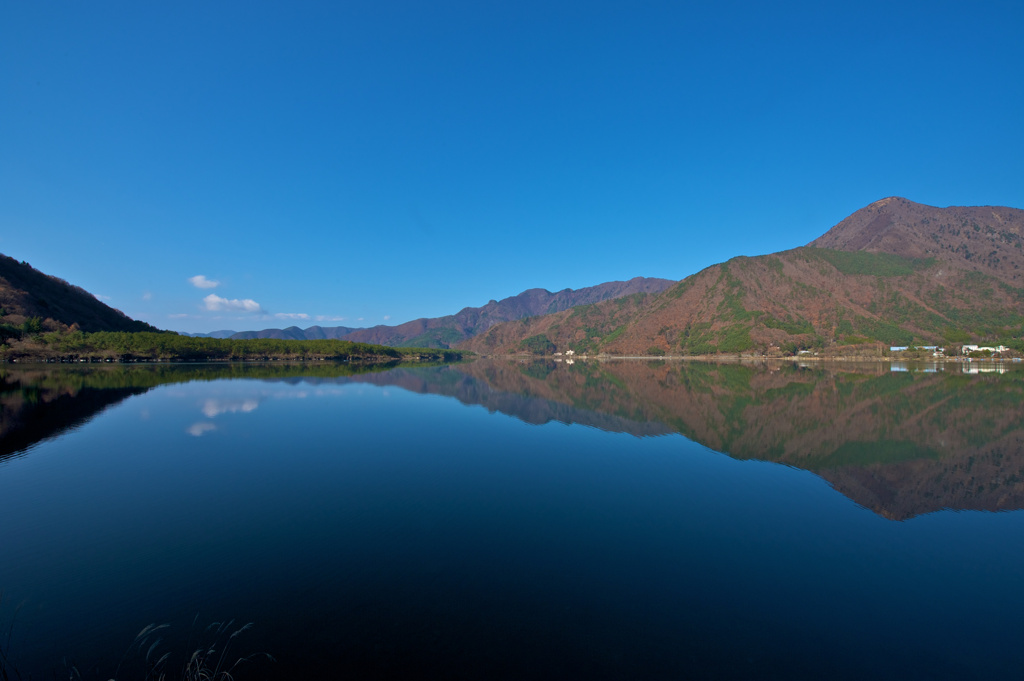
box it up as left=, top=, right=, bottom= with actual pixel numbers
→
left=2, top=1, right=1022, bottom=333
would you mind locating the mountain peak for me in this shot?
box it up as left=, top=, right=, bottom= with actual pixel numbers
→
left=865, top=196, right=919, bottom=209
left=809, top=199, right=1024, bottom=283
left=865, top=196, right=903, bottom=210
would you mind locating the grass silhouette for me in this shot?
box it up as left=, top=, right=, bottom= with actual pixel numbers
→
left=0, top=609, right=272, bottom=681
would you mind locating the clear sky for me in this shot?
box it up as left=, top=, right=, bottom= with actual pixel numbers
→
left=2, top=1, right=1022, bottom=333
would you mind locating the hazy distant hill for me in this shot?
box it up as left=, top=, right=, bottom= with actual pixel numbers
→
left=0, top=254, right=158, bottom=333
left=462, top=198, right=1024, bottom=356
left=230, top=325, right=362, bottom=341
left=183, top=330, right=238, bottom=339
left=227, top=277, right=674, bottom=347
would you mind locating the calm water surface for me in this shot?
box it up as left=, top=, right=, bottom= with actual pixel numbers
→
left=2, top=360, right=1023, bottom=680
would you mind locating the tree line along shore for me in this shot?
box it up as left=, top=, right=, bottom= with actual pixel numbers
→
left=0, top=328, right=467, bottom=363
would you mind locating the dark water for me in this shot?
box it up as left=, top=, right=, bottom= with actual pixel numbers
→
left=2, top=359, right=1024, bottom=680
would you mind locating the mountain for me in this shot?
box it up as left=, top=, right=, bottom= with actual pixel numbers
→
left=811, top=196, right=1023, bottom=285
left=462, top=198, right=1024, bottom=356
left=0, top=254, right=159, bottom=333
left=226, top=277, right=674, bottom=347
left=230, top=325, right=362, bottom=341
left=183, top=330, right=238, bottom=338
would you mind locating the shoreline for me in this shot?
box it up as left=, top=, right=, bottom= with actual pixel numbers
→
left=474, top=353, right=1023, bottom=365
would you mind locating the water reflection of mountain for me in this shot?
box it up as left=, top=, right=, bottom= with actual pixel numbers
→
left=0, top=362, right=411, bottom=462
left=0, top=368, right=152, bottom=462
left=4, top=360, right=1023, bottom=520
left=350, top=365, right=675, bottom=436
left=433, top=360, right=1024, bottom=520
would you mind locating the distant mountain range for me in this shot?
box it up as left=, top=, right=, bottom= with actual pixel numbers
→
left=0, top=251, right=671, bottom=346
left=463, top=197, right=1024, bottom=355
left=0, top=254, right=158, bottom=333
left=6, top=197, right=1022, bottom=356
left=183, top=330, right=239, bottom=339
left=219, top=277, right=675, bottom=347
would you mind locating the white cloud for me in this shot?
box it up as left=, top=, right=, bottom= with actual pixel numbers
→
left=383, top=315, right=391, bottom=321
left=142, top=292, right=153, bottom=301
left=315, top=315, right=347, bottom=322
left=94, top=293, right=112, bottom=301
left=203, top=294, right=263, bottom=313
left=275, top=312, right=310, bottom=320
left=168, top=313, right=190, bottom=319
left=189, top=275, right=221, bottom=289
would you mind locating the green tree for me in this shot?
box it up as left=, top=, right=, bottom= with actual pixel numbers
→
left=21, top=316, right=43, bottom=335
left=519, top=334, right=556, bottom=355
left=0, top=322, right=20, bottom=344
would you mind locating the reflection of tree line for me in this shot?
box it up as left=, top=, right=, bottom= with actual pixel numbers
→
left=4, top=360, right=1024, bottom=519
left=1, top=360, right=428, bottom=391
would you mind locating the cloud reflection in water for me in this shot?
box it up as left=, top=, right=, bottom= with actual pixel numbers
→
left=201, top=398, right=260, bottom=418
left=186, top=422, right=217, bottom=437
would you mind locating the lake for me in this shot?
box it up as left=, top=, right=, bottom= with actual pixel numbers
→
left=2, top=359, right=1024, bottom=680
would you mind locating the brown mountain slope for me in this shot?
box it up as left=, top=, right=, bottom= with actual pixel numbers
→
left=811, top=197, right=1024, bottom=284
left=0, top=254, right=158, bottom=333
left=462, top=199, right=1024, bottom=356
left=230, top=277, right=674, bottom=347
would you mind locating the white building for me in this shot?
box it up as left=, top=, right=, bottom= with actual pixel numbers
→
left=962, top=345, right=1008, bottom=354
